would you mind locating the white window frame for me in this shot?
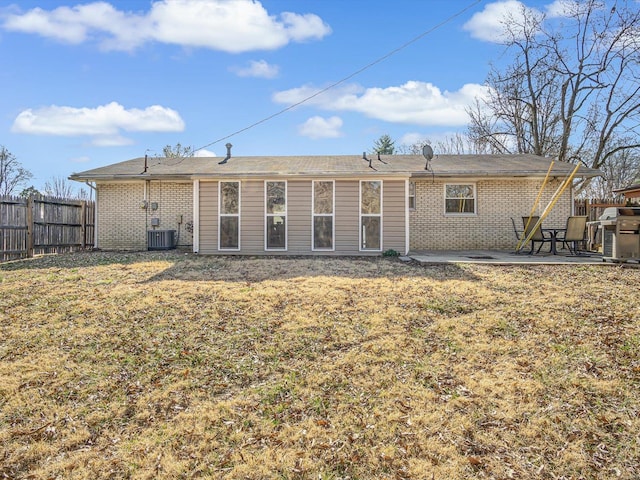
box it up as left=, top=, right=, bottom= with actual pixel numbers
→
left=444, top=183, right=477, bottom=216
left=218, top=181, right=241, bottom=251
left=408, top=181, right=416, bottom=210
left=265, top=180, right=288, bottom=251
left=359, top=180, right=383, bottom=252
left=312, top=180, right=335, bottom=251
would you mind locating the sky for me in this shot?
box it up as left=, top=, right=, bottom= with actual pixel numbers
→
left=0, top=0, right=570, bottom=192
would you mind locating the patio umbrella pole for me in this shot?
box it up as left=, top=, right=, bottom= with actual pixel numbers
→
left=518, top=161, right=555, bottom=252
left=517, top=163, right=581, bottom=253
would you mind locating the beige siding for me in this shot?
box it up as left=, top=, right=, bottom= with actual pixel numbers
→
left=197, top=178, right=407, bottom=256
left=382, top=180, right=407, bottom=253
left=409, top=178, right=573, bottom=250
left=198, top=181, right=218, bottom=254
left=287, top=180, right=312, bottom=255
left=97, top=181, right=193, bottom=250
left=334, top=180, right=360, bottom=254
left=240, top=180, right=265, bottom=254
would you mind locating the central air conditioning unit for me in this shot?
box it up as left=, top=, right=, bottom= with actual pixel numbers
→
left=147, top=230, right=176, bottom=250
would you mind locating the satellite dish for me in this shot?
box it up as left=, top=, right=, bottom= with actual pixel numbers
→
left=422, top=144, right=434, bottom=160
left=422, top=144, right=434, bottom=170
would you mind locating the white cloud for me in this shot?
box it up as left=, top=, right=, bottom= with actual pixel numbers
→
left=298, top=116, right=343, bottom=139
left=194, top=148, right=216, bottom=157
left=230, top=60, right=279, bottom=78
left=70, top=155, right=91, bottom=163
left=545, top=0, right=576, bottom=18
left=11, top=102, right=185, bottom=146
left=1, top=0, right=331, bottom=52
left=91, top=135, right=135, bottom=147
left=274, top=81, right=490, bottom=127
left=462, top=0, right=543, bottom=43
left=399, top=132, right=430, bottom=147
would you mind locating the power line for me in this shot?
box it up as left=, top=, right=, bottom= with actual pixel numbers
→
left=192, top=0, right=484, bottom=153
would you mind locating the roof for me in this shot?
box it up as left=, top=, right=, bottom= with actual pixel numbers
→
left=613, top=183, right=640, bottom=197
left=69, top=153, right=601, bottom=182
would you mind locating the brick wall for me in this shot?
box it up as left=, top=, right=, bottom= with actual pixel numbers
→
left=97, top=181, right=193, bottom=250
left=409, top=178, right=573, bottom=251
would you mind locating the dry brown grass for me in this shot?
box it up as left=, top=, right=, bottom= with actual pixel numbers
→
left=1, top=251, right=639, bottom=479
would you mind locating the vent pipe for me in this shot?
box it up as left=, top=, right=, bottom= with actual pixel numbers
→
left=362, top=151, right=372, bottom=168
left=218, top=143, right=233, bottom=164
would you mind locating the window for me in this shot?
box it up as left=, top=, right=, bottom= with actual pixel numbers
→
left=219, top=181, right=240, bottom=250
left=408, top=181, right=416, bottom=210
left=360, top=180, right=382, bottom=251
left=313, top=180, right=334, bottom=250
left=445, top=184, right=476, bottom=215
left=265, top=181, right=287, bottom=250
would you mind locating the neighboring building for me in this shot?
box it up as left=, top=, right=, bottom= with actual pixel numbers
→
left=69, top=151, right=600, bottom=255
left=613, top=183, right=640, bottom=201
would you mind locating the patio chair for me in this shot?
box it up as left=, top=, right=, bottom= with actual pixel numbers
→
left=511, top=217, right=524, bottom=241
left=522, top=216, right=552, bottom=254
left=556, top=215, right=588, bottom=255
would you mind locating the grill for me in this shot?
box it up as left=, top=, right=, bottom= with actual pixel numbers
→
left=598, top=207, right=640, bottom=262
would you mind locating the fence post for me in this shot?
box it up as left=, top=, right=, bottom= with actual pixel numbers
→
left=81, top=201, right=87, bottom=249
left=26, top=195, right=34, bottom=258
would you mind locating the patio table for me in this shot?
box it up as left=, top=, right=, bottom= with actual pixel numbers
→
left=543, top=228, right=566, bottom=255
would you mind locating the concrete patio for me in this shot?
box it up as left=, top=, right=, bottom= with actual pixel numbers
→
left=406, top=250, right=625, bottom=265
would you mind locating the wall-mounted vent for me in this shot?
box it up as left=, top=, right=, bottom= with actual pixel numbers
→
left=147, top=229, right=176, bottom=250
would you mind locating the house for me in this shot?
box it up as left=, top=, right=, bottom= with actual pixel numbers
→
left=613, top=183, right=640, bottom=201
left=69, top=149, right=600, bottom=255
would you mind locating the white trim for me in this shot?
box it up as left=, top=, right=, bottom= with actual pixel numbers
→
left=311, top=180, right=335, bottom=251
left=265, top=180, right=288, bottom=251
left=359, top=180, right=383, bottom=252
left=408, top=180, right=416, bottom=210
left=94, top=186, right=99, bottom=249
left=192, top=180, right=200, bottom=253
left=218, top=181, right=241, bottom=251
left=405, top=179, right=410, bottom=255
left=444, top=182, right=477, bottom=216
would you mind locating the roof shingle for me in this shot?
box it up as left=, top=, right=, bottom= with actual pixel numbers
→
left=69, top=154, right=601, bottom=181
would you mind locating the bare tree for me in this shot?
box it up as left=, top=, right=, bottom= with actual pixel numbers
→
left=44, top=176, right=88, bottom=199
left=0, top=146, right=32, bottom=196
left=397, top=132, right=495, bottom=155
left=579, top=139, right=640, bottom=198
left=162, top=143, right=194, bottom=158
left=469, top=0, right=640, bottom=189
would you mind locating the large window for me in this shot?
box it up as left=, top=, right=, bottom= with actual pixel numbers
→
left=313, top=180, right=334, bottom=250
left=445, top=184, right=476, bottom=215
left=266, top=181, right=287, bottom=250
left=360, top=180, right=382, bottom=251
left=219, top=181, right=240, bottom=250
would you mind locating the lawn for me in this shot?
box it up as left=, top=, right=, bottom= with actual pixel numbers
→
left=1, top=251, right=639, bottom=479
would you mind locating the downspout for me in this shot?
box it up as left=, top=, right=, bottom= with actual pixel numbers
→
left=193, top=179, right=200, bottom=253
left=145, top=180, right=150, bottom=244
left=405, top=178, right=410, bottom=256
left=83, top=181, right=98, bottom=248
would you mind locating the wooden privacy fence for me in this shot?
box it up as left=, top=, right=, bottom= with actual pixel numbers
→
left=574, top=197, right=627, bottom=221
left=1, top=194, right=95, bottom=262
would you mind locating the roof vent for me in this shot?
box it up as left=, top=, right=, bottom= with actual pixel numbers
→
left=362, top=151, right=372, bottom=168
left=218, top=143, right=233, bottom=165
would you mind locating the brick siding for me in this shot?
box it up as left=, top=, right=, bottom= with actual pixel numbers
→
left=97, top=181, right=193, bottom=250
left=409, top=178, right=572, bottom=251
